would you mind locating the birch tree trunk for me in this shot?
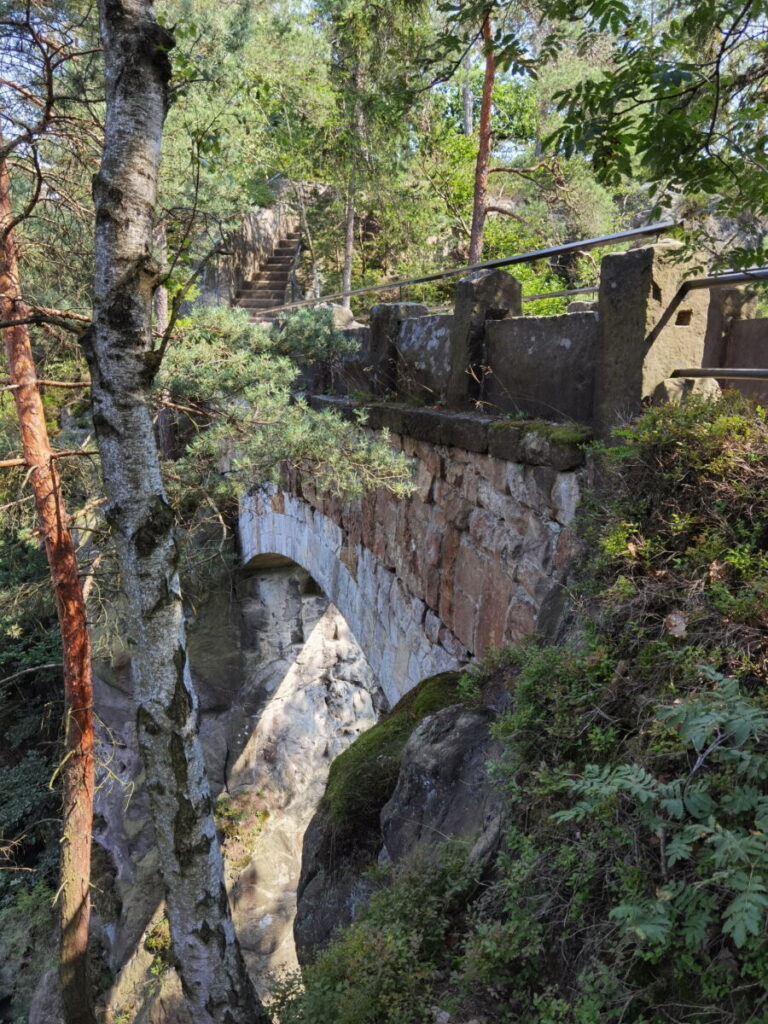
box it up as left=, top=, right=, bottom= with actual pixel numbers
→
left=468, top=13, right=495, bottom=265
left=84, top=3, right=264, bottom=1020
left=0, top=157, right=96, bottom=1024
left=462, top=52, right=473, bottom=137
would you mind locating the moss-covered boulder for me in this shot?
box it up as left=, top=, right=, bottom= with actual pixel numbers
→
left=294, top=671, right=503, bottom=963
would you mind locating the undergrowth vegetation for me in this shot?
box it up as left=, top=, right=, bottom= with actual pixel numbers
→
left=270, top=395, right=768, bottom=1024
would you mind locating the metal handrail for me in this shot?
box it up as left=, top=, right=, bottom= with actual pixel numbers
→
left=683, top=268, right=768, bottom=291
left=258, top=220, right=678, bottom=316
left=523, top=285, right=597, bottom=303
left=673, top=368, right=768, bottom=380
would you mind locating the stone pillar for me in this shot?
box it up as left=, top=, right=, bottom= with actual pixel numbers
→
left=593, top=241, right=710, bottom=436
left=703, top=285, right=757, bottom=366
left=446, top=268, right=522, bottom=408
left=368, top=302, right=428, bottom=396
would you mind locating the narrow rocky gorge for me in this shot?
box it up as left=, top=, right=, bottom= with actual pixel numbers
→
left=62, top=561, right=386, bottom=1022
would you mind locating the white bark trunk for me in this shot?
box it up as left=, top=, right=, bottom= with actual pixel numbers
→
left=86, top=2, right=264, bottom=1020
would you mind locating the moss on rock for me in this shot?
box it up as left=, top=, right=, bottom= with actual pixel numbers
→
left=318, top=671, right=463, bottom=861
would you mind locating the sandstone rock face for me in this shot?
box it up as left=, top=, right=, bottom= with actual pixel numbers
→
left=294, top=702, right=502, bottom=964
left=94, top=563, right=384, bottom=1017
left=381, top=705, right=502, bottom=863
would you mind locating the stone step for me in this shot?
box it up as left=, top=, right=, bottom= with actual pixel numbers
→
left=240, top=299, right=281, bottom=310
left=259, top=259, right=293, bottom=271
left=239, top=292, right=285, bottom=303
left=248, top=278, right=289, bottom=289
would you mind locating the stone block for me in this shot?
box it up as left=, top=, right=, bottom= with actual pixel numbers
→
left=518, top=430, right=585, bottom=471
left=455, top=541, right=487, bottom=602
left=412, top=440, right=443, bottom=479
left=484, top=312, right=598, bottom=422
left=703, top=286, right=757, bottom=366
left=369, top=303, right=429, bottom=395
left=447, top=269, right=523, bottom=406
left=468, top=508, right=507, bottom=555
left=441, top=412, right=491, bottom=453
left=550, top=472, right=581, bottom=526
left=400, top=408, right=447, bottom=446
left=594, top=242, right=710, bottom=435
left=651, top=376, right=722, bottom=405
left=438, top=626, right=470, bottom=662
left=475, top=569, right=514, bottom=653
left=396, top=314, right=454, bottom=400
left=424, top=609, right=441, bottom=643
left=505, top=590, right=538, bottom=639
left=722, top=318, right=768, bottom=402
left=434, top=479, right=473, bottom=529
left=413, top=461, right=435, bottom=503
left=451, top=587, right=478, bottom=653
left=438, top=526, right=461, bottom=623
left=487, top=423, right=525, bottom=462
left=367, top=403, right=405, bottom=435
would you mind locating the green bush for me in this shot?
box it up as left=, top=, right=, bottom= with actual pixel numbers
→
left=269, top=846, right=479, bottom=1024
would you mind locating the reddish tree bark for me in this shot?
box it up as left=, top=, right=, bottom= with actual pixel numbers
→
left=468, top=13, right=496, bottom=265
left=0, top=158, right=95, bottom=1024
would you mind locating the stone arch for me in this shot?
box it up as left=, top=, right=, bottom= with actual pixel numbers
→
left=239, top=488, right=461, bottom=706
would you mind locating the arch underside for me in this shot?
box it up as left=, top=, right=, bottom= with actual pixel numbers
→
left=239, top=489, right=462, bottom=706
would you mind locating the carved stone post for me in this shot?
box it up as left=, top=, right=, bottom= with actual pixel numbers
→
left=446, top=269, right=522, bottom=408
left=593, top=241, right=710, bottom=435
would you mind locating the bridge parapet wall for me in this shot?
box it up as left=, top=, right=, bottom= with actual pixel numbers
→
left=328, top=241, right=760, bottom=432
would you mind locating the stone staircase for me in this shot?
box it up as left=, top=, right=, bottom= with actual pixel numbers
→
left=236, top=230, right=301, bottom=322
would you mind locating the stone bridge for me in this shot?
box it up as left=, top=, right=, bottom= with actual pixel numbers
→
left=239, top=415, right=584, bottom=706
left=238, top=239, right=764, bottom=704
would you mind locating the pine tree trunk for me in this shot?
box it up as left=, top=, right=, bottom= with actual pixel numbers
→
left=468, top=14, right=495, bottom=265
left=0, top=158, right=96, bottom=1024
left=85, top=3, right=265, bottom=1020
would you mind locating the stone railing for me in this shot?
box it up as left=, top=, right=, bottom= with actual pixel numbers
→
left=317, top=241, right=766, bottom=434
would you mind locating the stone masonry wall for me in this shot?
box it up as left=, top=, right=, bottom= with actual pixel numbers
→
left=239, top=421, right=584, bottom=703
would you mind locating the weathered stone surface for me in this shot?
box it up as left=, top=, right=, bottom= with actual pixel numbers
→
left=594, top=242, right=710, bottom=435
left=447, top=269, right=523, bottom=406
left=240, top=491, right=464, bottom=700
left=441, top=411, right=491, bottom=453
left=484, top=312, right=598, bottom=422
left=651, top=376, right=722, bottom=405
left=703, top=286, right=757, bottom=366
left=244, top=425, right=584, bottom=664
left=396, top=314, right=454, bottom=400
left=293, top=812, right=378, bottom=964
left=295, top=701, right=503, bottom=965
left=381, top=705, right=502, bottom=863
left=722, top=318, right=768, bottom=402
left=94, top=568, right=387, bottom=1016
left=333, top=325, right=373, bottom=395
left=369, top=302, right=429, bottom=394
